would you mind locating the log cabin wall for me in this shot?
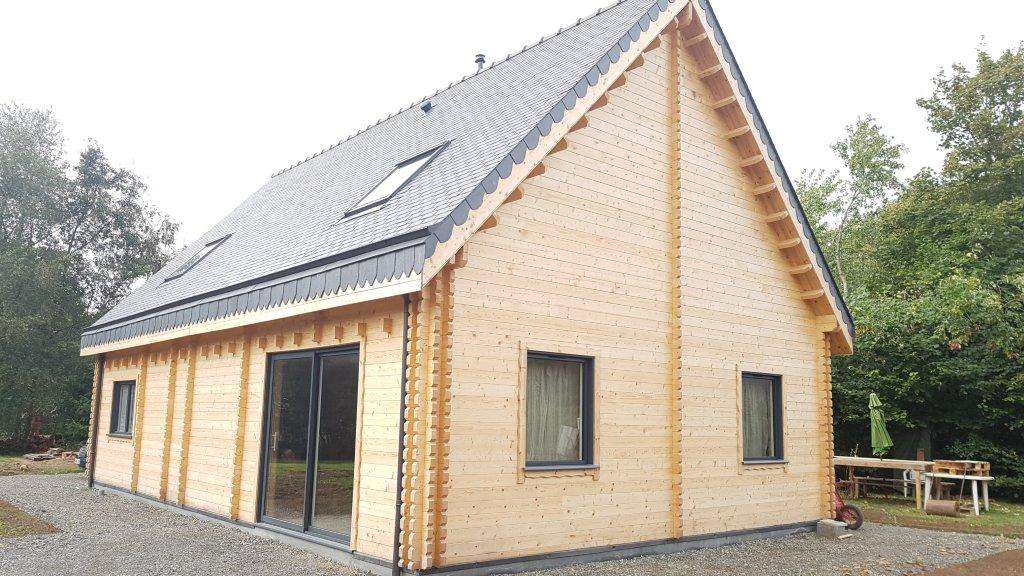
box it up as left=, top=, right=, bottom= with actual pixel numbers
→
left=439, top=21, right=833, bottom=566
left=442, top=31, right=679, bottom=566
left=90, top=296, right=405, bottom=562
left=675, top=33, right=829, bottom=535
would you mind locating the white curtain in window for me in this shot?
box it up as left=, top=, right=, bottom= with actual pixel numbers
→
left=117, top=385, right=133, bottom=433
left=526, top=358, right=582, bottom=462
left=742, top=378, right=773, bottom=459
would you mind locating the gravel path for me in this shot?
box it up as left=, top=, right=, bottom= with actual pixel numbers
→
left=1, top=473, right=1021, bottom=576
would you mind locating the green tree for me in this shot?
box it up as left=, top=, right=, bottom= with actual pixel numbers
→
left=0, top=102, right=177, bottom=447
left=806, top=46, right=1024, bottom=499
left=918, top=45, right=1024, bottom=203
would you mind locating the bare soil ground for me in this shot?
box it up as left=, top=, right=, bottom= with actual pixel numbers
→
left=921, top=548, right=1024, bottom=575
left=0, top=499, right=58, bottom=538
left=0, top=455, right=80, bottom=476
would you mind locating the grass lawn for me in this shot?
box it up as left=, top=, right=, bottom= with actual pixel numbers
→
left=850, top=495, right=1024, bottom=538
left=0, top=455, right=81, bottom=476
left=0, top=499, right=58, bottom=538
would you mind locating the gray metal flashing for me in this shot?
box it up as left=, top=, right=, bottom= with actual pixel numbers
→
left=696, top=0, right=854, bottom=333
left=81, top=240, right=424, bottom=349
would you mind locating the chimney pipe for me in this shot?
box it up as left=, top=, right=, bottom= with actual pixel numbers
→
left=475, top=53, right=486, bottom=72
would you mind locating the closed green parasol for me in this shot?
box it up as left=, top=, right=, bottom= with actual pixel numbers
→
left=869, top=392, right=894, bottom=457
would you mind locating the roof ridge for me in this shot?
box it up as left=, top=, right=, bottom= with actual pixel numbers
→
left=269, top=0, right=632, bottom=179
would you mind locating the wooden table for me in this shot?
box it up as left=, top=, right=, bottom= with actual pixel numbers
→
left=923, top=472, right=994, bottom=516
left=834, top=456, right=933, bottom=510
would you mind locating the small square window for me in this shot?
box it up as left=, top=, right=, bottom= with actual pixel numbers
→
left=741, top=373, right=783, bottom=462
left=525, top=352, right=594, bottom=468
left=110, top=380, right=136, bottom=436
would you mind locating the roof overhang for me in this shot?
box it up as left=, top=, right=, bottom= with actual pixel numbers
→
left=80, top=240, right=424, bottom=356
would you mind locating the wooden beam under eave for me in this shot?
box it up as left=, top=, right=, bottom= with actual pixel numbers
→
left=608, top=74, right=627, bottom=91
left=626, top=54, right=645, bottom=72
left=788, top=263, right=814, bottom=275
left=723, top=125, right=751, bottom=140
left=817, top=315, right=839, bottom=333
left=753, top=183, right=777, bottom=196
left=698, top=64, right=723, bottom=80
left=712, top=95, right=736, bottom=110
left=591, top=94, right=610, bottom=111
left=450, top=248, right=469, bottom=269
left=504, top=188, right=524, bottom=204
left=683, top=32, right=707, bottom=49
left=776, top=237, right=802, bottom=249
left=678, top=2, right=694, bottom=27
left=479, top=215, right=499, bottom=232
left=800, top=289, right=825, bottom=301
left=764, top=210, right=789, bottom=223
left=644, top=36, right=662, bottom=53
left=569, top=116, right=589, bottom=133
left=739, top=154, right=764, bottom=168
left=527, top=163, right=546, bottom=179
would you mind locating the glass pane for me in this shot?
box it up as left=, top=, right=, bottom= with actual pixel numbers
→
left=743, top=377, right=774, bottom=460
left=526, top=358, right=583, bottom=463
left=352, top=149, right=436, bottom=211
left=263, top=357, right=313, bottom=526
left=310, top=353, right=360, bottom=536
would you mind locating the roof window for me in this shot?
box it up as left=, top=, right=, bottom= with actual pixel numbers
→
left=346, top=145, right=444, bottom=216
left=165, top=235, right=230, bottom=281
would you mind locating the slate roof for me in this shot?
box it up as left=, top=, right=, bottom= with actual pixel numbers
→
left=83, top=0, right=853, bottom=350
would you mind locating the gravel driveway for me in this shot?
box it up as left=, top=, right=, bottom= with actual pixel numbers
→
left=1, top=473, right=1021, bottom=576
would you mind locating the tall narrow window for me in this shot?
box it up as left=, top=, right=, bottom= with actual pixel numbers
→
left=525, top=352, right=594, bottom=468
left=741, top=373, right=783, bottom=462
left=346, top=145, right=444, bottom=216
left=109, top=380, right=136, bottom=436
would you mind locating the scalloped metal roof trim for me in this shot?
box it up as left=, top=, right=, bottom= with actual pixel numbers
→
left=80, top=241, right=425, bottom=349
left=422, top=0, right=852, bottom=336
left=696, top=0, right=852, bottom=334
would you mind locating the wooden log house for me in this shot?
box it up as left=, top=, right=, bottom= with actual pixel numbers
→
left=80, top=0, right=853, bottom=573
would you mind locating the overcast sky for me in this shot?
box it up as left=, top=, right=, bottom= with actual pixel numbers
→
left=4, top=1, right=1022, bottom=246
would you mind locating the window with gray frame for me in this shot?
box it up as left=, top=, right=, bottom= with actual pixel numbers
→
left=741, top=373, right=783, bottom=462
left=525, top=352, right=594, bottom=468
left=109, top=380, right=136, bottom=436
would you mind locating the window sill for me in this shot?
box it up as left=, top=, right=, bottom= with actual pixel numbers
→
left=524, top=464, right=598, bottom=472
left=742, top=459, right=788, bottom=466
left=523, top=464, right=599, bottom=480
left=107, top=433, right=133, bottom=440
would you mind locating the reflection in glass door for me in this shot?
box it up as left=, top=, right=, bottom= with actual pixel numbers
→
left=260, top=346, right=359, bottom=542
left=310, top=352, right=359, bottom=536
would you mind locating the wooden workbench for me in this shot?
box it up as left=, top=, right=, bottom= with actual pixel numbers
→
left=834, top=456, right=934, bottom=510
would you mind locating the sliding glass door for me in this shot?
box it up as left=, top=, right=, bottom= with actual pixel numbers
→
left=260, top=346, right=359, bottom=542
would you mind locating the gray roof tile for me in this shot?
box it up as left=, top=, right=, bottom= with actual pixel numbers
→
left=83, top=0, right=853, bottom=349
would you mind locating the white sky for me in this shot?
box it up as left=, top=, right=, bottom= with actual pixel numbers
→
left=4, top=1, right=1022, bottom=246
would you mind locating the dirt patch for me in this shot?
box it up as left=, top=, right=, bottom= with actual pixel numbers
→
left=920, top=548, right=1024, bottom=575
left=0, top=499, right=58, bottom=538
left=0, top=455, right=80, bottom=476
left=861, top=506, right=1024, bottom=539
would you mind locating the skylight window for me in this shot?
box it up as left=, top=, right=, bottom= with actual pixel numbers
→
left=165, top=235, right=230, bottom=281
left=346, top=145, right=444, bottom=216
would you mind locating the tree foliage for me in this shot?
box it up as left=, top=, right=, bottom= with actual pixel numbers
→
left=800, top=47, right=1024, bottom=499
left=0, top=103, right=177, bottom=446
